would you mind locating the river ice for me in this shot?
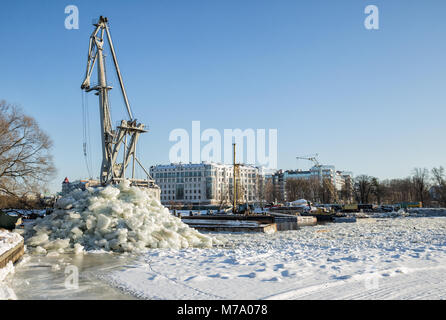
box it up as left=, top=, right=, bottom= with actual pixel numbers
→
left=102, top=217, right=446, bottom=299
left=5, top=217, right=446, bottom=299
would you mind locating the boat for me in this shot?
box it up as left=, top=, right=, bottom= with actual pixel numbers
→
left=0, top=211, right=22, bottom=230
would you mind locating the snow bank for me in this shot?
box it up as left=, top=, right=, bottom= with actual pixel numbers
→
left=0, top=229, right=23, bottom=256
left=0, top=230, right=21, bottom=300
left=23, top=181, right=223, bottom=254
left=0, top=262, right=14, bottom=282
left=0, top=262, right=17, bottom=300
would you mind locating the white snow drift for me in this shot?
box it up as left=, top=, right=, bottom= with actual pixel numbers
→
left=23, top=181, right=222, bottom=254
left=0, top=229, right=23, bottom=257
left=0, top=230, right=21, bottom=300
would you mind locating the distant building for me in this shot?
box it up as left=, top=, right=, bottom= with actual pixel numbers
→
left=149, top=163, right=264, bottom=206
left=61, top=178, right=100, bottom=195
left=271, top=166, right=353, bottom=202
left=339, top=171, right=353, bottom=191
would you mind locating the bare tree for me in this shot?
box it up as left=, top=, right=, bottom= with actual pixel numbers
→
left=218, top=186, right=230, bottom=210
left=0, top=101, right=56, bottom=200
left=263, top=179, right=276, bottom=203
left=285, top=178, right=324, bottom=203
left=371, top=177, right=386, bottom=205
left=412, top=167, right=429, bottom=205
left=432, top=167, right=445, bottom=185
left=319, top=178, right=337, bottom=204
left=307, top=177, right=321, bottom=203
left=340, top=178, right=353, bottom=204
left=285, top=178, right=302, bottom=202
left=388, top=178, right=415, bottom=203
left=354, top=175, right=373, bottom=204
left=431, top=166, right=446, bottom=207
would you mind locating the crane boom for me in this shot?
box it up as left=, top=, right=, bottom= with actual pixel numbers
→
left=296, top=154, right=323, bottom=181
left=80, top=16, right=156, bottom=188
left=296, top=154, right=320, bottom=167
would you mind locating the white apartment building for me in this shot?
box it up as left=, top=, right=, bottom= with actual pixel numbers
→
left=272, top=166, right=353, bottom=202
left=149, top=162, right=263, bottom=206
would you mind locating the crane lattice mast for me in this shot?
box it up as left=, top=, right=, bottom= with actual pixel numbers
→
left=80, top=16, right=156, bottom=188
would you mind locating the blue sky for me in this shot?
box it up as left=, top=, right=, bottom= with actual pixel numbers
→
left=1, top=0, right=446, bottom=192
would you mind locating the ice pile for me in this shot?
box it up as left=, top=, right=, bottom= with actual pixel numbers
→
left=23, top=181, right=222, bottom=255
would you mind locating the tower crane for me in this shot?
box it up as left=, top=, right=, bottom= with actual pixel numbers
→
left=296, top=154, right=323, bottom=179
left=296, top=154, right=321, bottom=167
left=80, top=16, right=158, bottom=191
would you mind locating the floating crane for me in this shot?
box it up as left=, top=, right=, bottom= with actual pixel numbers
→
left=80, top=16, right=158, bottom=192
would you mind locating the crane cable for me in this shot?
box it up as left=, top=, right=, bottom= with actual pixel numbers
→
left=81, top=91, right=93, bottom=179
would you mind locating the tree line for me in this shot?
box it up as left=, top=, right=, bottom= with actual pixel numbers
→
left=0, top=101, right=56, bottom=209
left=264, top=167, right=446, bottom=207
left=353, top=167, right=446, bottom=207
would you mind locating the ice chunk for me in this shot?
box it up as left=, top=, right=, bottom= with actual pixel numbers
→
left=74, top=243, right=84, bottom=255
left=43, top=239, right=70, bottom=250
left=96, top=214, right=111, bottom=230
left=27, top=233, right=49, bottom=247
left=33, top=246, right=47, bottom=255
left=55, top=196, right=75, bottom=210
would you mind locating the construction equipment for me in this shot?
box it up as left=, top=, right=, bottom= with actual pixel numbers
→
left=296, top=154, right=321, bottom=167
left=296, top=154, right=322, bottom=178
left=232, top=143, right=240, bottom=213
left=80, top=16, right=158, bottom=192
left=342, top=203, right=359, bottom=212
left=231, top=143, right=250, bottom=214
left=397, top=202, right=422, bottom=209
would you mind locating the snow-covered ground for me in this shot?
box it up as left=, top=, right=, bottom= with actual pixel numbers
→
left=1, top=229, right=23, bottom=300
left=0, top=229, right=23, bottom=256
left=101, top=217, right=446, bottom=299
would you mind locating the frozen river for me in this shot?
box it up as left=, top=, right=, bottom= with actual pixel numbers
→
left=8, top=253, right=136, bottom=299
left=4, top=217, right=446, bottom=299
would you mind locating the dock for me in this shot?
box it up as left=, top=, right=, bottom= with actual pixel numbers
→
left=0, top=238, right=24, bottom=269
left=301, top=213, right=336, bottom=222
left=269, top=212, right=317, bottom=230
left=181, top=214, right=317, bottom=233
left=268, top=208, right=337, bottom=222
left=182, top=215, right=277, bottom=233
